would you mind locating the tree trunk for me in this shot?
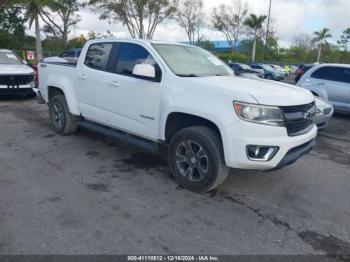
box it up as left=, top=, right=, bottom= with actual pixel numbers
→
left=317, top=44, right=322, bottom=63
left=233, top=39, right=237, bottom=52
left=35, top=14, right=43, bottom=62
left=63, top=27, right=68, bottom=47
left=252, top=36, right=257, bottom=63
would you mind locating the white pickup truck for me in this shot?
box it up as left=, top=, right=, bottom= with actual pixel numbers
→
left=38, top=39, right=317, bottom=193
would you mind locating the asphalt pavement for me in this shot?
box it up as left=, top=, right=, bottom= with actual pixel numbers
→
left=0, top=97, right=349, bottom=257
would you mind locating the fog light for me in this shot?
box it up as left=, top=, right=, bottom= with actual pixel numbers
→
left=323, top=108, right=332, bottom=115
left=246, top=145, right=279, bottom=162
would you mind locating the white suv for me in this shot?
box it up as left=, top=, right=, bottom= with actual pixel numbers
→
left=0, top=49, right=35, bottom=96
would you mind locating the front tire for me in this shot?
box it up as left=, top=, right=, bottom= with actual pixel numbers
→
left=168, top=126, right=230, bottom=193
left=49, top=95, right=78, bottom=135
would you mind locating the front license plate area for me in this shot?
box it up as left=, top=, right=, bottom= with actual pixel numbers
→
left=7, top=85, right=19, bottom=88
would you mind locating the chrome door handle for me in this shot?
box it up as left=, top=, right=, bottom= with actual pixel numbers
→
left=108, top=81, right=120, bottom=87
left=79, top=74, right=87, bottom=80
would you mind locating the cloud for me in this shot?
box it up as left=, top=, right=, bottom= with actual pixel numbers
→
left=26, top=0, right=349, bottom=47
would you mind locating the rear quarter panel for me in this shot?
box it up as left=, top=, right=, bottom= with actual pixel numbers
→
left=38, top=63, right=80, bottom=115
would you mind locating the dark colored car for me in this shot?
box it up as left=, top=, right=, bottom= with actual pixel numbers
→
left=295, top=64, right=314, bottom=83
left=229, top=63, right=264, bottom=79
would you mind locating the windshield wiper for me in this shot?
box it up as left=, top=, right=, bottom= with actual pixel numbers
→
left=177, top=74, right=201, bottom=77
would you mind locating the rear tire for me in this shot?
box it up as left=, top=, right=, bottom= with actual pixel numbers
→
left=168, top=126, right=230, bottom=193
left=49, top=95, right=78, bottom=135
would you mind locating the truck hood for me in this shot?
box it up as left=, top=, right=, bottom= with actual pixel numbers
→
left=186, top=76, right=314, bottom=106
left=0, top=64, right=34, bottom=75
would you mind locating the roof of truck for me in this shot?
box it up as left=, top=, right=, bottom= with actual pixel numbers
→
left=86, top=38, right=192, bottom=47
left=0, top=49, right=12, bottom=53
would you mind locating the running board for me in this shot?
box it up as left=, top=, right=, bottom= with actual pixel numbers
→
left=78, top=121, right=159, bottom=153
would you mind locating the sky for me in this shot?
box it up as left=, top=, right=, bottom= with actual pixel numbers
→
left=28, top=0, right=350, bottom=47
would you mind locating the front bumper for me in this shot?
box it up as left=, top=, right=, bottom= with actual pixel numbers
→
left=0, top=86, right=35, bottom=96
left=314, top=112, right=333, bottom=130
left=222, top=121, right=318, bottom=170
left=268, top=139, right=315, bottom=171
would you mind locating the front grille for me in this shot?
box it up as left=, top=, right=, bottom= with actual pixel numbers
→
left=0, top=74, right=34, bottom=86
left=280, top=102, right=315, bottom=136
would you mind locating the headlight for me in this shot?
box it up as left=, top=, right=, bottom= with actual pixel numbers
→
left=233, top=102, right=285, bottom=127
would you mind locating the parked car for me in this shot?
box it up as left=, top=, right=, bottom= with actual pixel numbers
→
left=290, top=65, right=298, bottom=74
left=229, top=63, right=264, bottom=78
left=31, top=64, right=38, bottom=87
left=284, top=65, right=292, bottom=74
left=270, top=64, right=288, bottom=77
left=251, top=64, right=285, bottom=81
left=234, top=71, right=262, bottom=80
left=297, top=64, right=350, bottom=113
left=314, top=97, right=334, bottom=129
left=295, top=64, right=314, bottom=83
left=38, top=39, right=317, bottom=193
left=0, top=49, right=35, bottom=96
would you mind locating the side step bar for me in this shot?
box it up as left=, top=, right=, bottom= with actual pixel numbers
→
left=78, top=121, right=160, bottom=153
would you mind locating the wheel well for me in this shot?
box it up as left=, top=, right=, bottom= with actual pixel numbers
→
left=48, top=86, right=64, bottom=101
left=165, top=113, right=222, bottom=143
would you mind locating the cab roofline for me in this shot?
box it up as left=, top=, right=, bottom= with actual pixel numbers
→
left=85, top=38, right=192, bottom=47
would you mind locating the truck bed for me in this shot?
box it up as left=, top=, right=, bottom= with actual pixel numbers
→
left=38, top=61, right=77, bottom=104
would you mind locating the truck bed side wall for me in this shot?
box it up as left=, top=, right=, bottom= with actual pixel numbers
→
left=38, top=63, right=80, bottom=116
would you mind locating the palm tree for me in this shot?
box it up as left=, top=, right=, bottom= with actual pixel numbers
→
left=313, top=28, right=332, bottom=63
left=244, top=14, right=267, bottom=63
left=18, top=0, right=57, bottom=62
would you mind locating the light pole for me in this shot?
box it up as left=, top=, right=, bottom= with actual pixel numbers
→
left=265, top=0, right=272, bottom=56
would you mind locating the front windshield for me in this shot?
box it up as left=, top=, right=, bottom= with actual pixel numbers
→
left=0, top=52, right=22, bottom=65
left=153, top=44, right=233, bottom=77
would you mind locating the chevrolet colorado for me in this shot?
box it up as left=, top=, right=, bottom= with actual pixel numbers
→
left=38, top=39, right=317, bottom=193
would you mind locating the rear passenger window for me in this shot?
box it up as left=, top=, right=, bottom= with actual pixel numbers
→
left=311, top=66, right=350, bottom=84
left=84, top=43, right=113, bottom=71
left=115, top=43, right=156, bottom=76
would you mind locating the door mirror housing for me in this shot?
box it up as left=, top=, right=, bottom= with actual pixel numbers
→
left=133, top=64, right=156, bottom=79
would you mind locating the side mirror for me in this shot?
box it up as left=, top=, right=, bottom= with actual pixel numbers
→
left=132, top=64, right=155, bottom=79
left=23, top=60, right=28, bottom=65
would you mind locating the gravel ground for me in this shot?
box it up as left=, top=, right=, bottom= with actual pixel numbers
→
left=0, top=97, right=349, bottom=257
